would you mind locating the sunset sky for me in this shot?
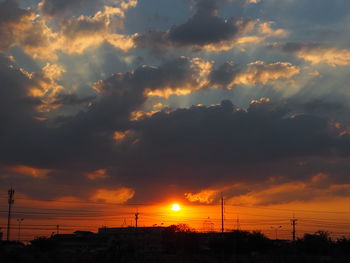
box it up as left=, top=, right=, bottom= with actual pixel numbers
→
left=1, top=0, right=350, bottom=241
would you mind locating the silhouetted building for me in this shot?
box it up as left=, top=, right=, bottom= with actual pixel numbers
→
left=98, top=226, right=164, bottom=235
left=50, top=231, right=108, bottom=251
left=98, top=227, right=165, bottom=251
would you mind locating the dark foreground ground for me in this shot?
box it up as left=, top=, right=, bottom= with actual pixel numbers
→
left=1, top=226, right=350, bottom=263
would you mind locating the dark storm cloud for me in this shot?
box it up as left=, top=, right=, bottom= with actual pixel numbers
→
left=52, top=93, right=96, bottom=106
left=210, top=61, right=241, bottom=87
left=130, top=100, right=333, bottom=165
left=288, top=98, right=350, bottom=123
left=0, top=0, right=60, bottom=59
left=0, top=0, right=27, bottom=24
left=134, top=0, right=254, bottom=51
left=0, top=55, right=209, bottom=170
left=0, top=55, right=52, bottom=169
left=169, top=0, right=249, bottom=45
left=0, top=0, right=30, bottom=51
left=1, top=52, right=350, bottom=202
left=0, top=55, right=40, bottom=123
left=270, top=42, right=350, bottom=66
left=39, top=0, right=99, bottom=17
left=109, top=99, right=350, bottom=201
left=86, top=56, right=206, bottom=130
left=272, top=42, right=320, bottom=53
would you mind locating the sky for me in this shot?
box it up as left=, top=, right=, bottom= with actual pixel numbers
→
left=1, top=0, right=350, bottom=241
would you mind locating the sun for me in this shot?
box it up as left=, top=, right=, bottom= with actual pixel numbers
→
left=171, top=203, right=181, bottom=212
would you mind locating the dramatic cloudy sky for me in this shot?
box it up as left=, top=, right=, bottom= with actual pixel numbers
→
left=1, top=0, right=350, bottom=227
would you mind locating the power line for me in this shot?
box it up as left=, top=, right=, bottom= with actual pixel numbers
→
left=231, top=204, right=350, bottom=215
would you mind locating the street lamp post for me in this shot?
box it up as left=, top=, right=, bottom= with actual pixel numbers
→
left=17, top=218, right=24, bottom=242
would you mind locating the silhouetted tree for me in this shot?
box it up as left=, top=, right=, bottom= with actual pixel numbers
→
left=30, top=237, right=57, bottom=251
left=297, top=230, right=332, bottom=255
left=162, top=224, right=199, bottom=254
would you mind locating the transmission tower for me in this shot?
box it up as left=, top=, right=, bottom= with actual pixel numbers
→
left=291, top=218, right=298, bottom=241
left=221, top=193, right=224, bottom=233
left=135, top=212, right=139, bottom=228
left=7, top=188, right=15, bottom=241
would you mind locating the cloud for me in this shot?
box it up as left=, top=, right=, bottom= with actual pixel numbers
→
left=0, top=0, right=58, bottom=59
left=56, top=5, right=137, bottom=54
left=133, top=0, right=287, bottom=53
left=237, top=61, right=300, bottom=85
left=85, top=169, right=108, bottom=180
left=39, top=0, right=99, bottom=17
left=0, top=1, right=137, bottom=60
left=3, top=51, right=350, bottom=202
left=185, top=189, right=219, bottom=204
left=273, top=42, right=350, bottom=67
left=210, top=61, right=300, bottom=89
left=134, top=0, right=264, bottom=52
left=186, top=172, right=350, bottom=206
left=227, top=173, right=350, bottom=206
left=39, top=0, right=138, bottom=18
left=91, top=187, right=135, bottom=203
left=8, top=165, right=51, bottom=178
left=94, top=56, right=213, bottom=100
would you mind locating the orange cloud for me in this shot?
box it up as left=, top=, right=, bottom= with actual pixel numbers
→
left=0, top=5, right=58, bottom=60
left=199, top=19, right=288, bottom=52
left=212, top=61, right=299, bottom=89
left=273, top=43, right=350, bottom=67
left=84, top=169, right=108, bottom=180
left=26, top=63, right=66, bottom=112
left=295, top=47, right=350, bottom=67
left=226, top=173, right=348, bottom=206
left=331, top=122, right=350, bottom=136
left=146, top=57, right=213, bottom=98
left=258, top=22, right=288, bottom=38
left=10, top=165, right=51, bottom=178
left=237, top=61, right=300, bottom=85
left=185, top=190, right=218, bottom=204
left=56, top=5, right=137, bottom=54
left=1, top=2, right=137, bottom=60
left=91, top=188, right=135, bottom=203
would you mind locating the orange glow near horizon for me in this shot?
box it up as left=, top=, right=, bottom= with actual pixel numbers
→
left=1, top=194, right=350, bottom=243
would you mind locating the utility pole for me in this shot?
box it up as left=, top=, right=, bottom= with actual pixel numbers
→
left=271, top=226, right=282, bottom=240
left=135, top=212, right=139, bottom=228
left=7, top=188, right=15, bottom=241
left=291, top=218, right=298, bottom=241
left=221, top=193, right=224, bottom=233
left=236, top=215, right=240, bottom=231
left=56, top=225, right=60, bottom=235
left=17, top=218, right=24, bottom=242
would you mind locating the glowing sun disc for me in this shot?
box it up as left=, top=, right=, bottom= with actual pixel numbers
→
left=171, top=203, right=181, bottom=211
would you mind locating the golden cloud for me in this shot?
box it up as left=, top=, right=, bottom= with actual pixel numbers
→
left=185, top=190, right=219, bottom=204
left=9, top=165, right=51, bottom=178
left=227, top=173, right=346, bottom=206
left=258, top=22, right=288, bottom=38
left=237, top=61, right=300, bottom=85
left=85, top=169, right=108, bottom=180
left=146, top=57, right=213, bottom=98
left=1, top=2, right=137, bottom=60
left=91, top=187, right=135, bottom=203
left=26, top=63, right=66, bottom=112
left=296, top=47, right=350, bottom=67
